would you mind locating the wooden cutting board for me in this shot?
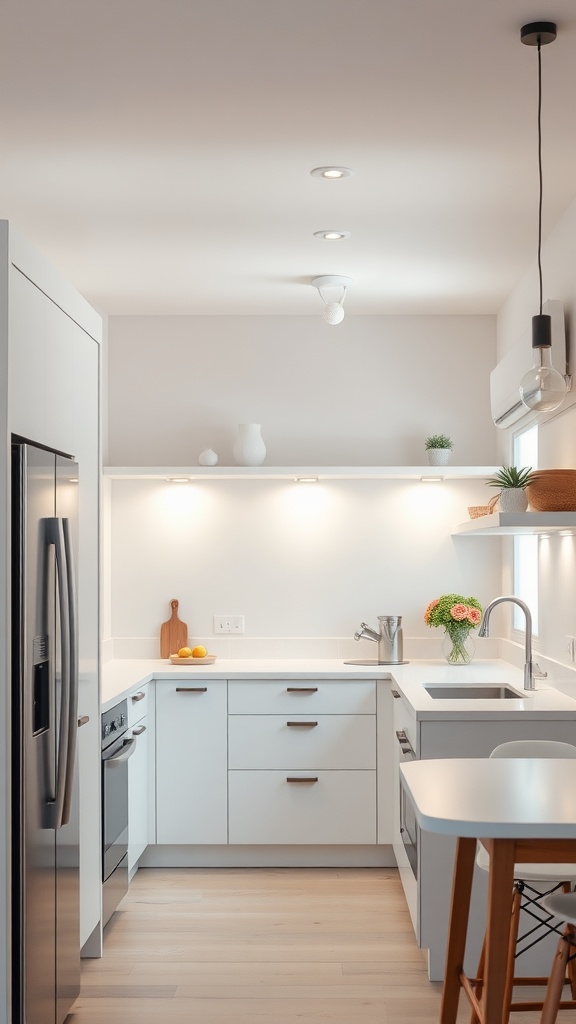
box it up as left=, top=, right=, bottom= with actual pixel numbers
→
left=160, top=599, right=188, bottom=658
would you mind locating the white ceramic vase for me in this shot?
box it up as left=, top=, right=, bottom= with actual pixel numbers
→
left=498, top=488, right=528, bottom=512
left=427, top=449, right=451, bottom=466
left=232, top=423, right=266, bottom=466
left=198, top=449, right=218, bottom=466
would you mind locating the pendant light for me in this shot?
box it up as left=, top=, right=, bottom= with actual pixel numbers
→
left=519, top=21, right=568, bottom=413
left=311, top=275, right=352, bottom=325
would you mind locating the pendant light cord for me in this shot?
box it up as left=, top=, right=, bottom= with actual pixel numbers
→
left=537, top=40, right=543, bottom=316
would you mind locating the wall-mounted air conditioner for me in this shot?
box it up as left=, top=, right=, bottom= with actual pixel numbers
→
left=490, top=299, right=567, bottom=429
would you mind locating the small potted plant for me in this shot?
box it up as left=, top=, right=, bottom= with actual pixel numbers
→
left=425, top=434, right=453, bottom=466
left=486, top=466, right=533, bottom=512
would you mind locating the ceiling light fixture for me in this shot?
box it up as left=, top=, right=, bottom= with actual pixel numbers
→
left=311, top=275, right=352, bottom=325
left=166, top=477, right=191, bottom=483
left=294, top=476, right=319, bottom=483
left=519, top=22, right=568, bottom=414
left=420, top=475, right=444, bottom=483
left=310, top=166, right=354, bottom=180
left=313, top=230, right=351, bottom=241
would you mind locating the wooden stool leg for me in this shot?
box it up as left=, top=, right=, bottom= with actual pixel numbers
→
left=502, top=886, right=522, bottom=1021
left=470, top=936, right=486, bottom=1024
left=540, top=932, right=572, bottom=1024
left=483, top=839, right=516, bottom=1024
left=441, top=837, right=477, bottom=1024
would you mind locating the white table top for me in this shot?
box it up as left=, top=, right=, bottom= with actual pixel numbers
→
left=400, top=758, right=576, bottom=838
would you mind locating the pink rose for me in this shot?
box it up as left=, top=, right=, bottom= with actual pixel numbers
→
left=467, top=607, right=481, bottom=625
left=424, top=598, right=439, bottom=624
left=450, top=603, right=468, bottom=621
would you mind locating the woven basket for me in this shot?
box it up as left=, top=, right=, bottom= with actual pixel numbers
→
left=526, top=469, right=576, bottom=512
left=467, top=494, right=500, bottom=520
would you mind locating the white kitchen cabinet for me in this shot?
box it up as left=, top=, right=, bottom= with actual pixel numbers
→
left=229, top=771, right=376, bottom=844
left=155, top=680, right=227, bottom=844
left=228, top=679, right=376, bottom=715
left=392, top=689, right=576, bottom=981
left=127, top=684, right=153, bottom=876
left=228, top=678, right=377, bottom=845
left=228, top=715, right=376, bottom=770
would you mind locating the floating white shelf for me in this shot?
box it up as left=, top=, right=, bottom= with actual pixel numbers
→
left=452, top=511, right=576, bottom=536
left=103, top=465, right=499, bottom=482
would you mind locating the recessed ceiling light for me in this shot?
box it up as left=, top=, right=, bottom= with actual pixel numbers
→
left=310, top=166, right=354, bottom=180
left=166, top=477, right=191, bottom=483
left=313, top=230, right=351, bottom=240
left=294, top=476, right=319, bottom=483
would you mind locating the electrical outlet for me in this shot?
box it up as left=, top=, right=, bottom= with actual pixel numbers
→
left=214, top=615, right=245, bottom=634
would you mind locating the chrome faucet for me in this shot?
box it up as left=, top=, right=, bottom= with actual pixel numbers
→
left=478, top=596, right=536, bottom=691
left=354, top=616, right=404, bottom=664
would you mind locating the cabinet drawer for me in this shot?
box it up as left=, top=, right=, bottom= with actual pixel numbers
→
left=228, top=680, right=376, bottom=715
left=228, top=770, right=376, bottom=844
left=128, top=683, right=149, bottom=727
left=229, top=714, right=376, bottom=769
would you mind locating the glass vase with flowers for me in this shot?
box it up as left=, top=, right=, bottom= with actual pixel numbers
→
left=424, top=593, right=483, bottom=665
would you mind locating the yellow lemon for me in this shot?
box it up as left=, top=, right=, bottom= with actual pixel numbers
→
left=192, top=645, right=207, bottom=658
left=177, top=647, right=192, bottom=658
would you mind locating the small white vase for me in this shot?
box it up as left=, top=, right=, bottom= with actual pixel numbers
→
left=427, top=449, right=451, bottom=466
left=198, top=449, right=218, bottom=466
left=499, top=488, right=528, bottom=512
left=232, top=423, right=266, bottom=466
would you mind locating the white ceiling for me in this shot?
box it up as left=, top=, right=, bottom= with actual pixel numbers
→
left=1, top=0, right=576, bottom=317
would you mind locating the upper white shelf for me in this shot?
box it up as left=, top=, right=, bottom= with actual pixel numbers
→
left=452, top=511, right=576, bottom=536
left=103, top=465, right=499, bottom=481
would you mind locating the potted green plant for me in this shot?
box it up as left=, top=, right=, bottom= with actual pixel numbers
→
left=486, top=466, right=533, bottom=512
left=425, top=434, right=453, bottom=466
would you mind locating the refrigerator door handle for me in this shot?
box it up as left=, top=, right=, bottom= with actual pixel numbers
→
left=61, top=517, right=78, bottom=826
left=45, top=517, right=71, bottom=830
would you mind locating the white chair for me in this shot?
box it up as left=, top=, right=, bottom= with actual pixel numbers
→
left=538, top=892, right=576, bottom=1024
left=471, top=740, right=576, bottom=1024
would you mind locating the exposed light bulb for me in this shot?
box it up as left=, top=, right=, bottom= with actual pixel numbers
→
left=520, top=359, right=567, bottom=411
left=323, top=302, right=345, bottom=325
left=519, top=314, right=567, bottom=412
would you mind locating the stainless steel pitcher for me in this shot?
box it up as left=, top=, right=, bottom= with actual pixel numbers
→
left=353, top=615, right=404, bottom=664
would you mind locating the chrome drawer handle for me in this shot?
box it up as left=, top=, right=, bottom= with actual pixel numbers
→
left=77, top=715, right=90, bottom=728
left=176, top=687, right=208, bottom=693
left=286, top=721, right=318, bottom=727
left=286, top=686, right=318, bottom=693
left=132, top=691, right=146, bottom=702
left=286, top=777, right=318, bottom=783
left=391, top=689, right=401, bottom=698
left=132, top=725, right=146, bottom=736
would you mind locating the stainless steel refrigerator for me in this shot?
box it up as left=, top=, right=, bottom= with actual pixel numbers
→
left=11, top=440, right=81, bottom=1024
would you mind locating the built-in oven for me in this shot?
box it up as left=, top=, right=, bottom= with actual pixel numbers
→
left=101, top=699, right=136, bottom=926
left=396, top=727, right=418, bottom=878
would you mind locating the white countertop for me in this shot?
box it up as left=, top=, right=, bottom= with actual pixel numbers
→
left=100, top=656, right=576, bottom=717
left=400, top=758, right=576, bottom=837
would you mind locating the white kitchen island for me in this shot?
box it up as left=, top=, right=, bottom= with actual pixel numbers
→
left=400, top=758, right=576, bottom=1024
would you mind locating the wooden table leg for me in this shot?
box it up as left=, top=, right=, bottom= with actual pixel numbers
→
left=440, top=836, right=477, bottom=1024
left=483, top=839, right=516, bottom=1024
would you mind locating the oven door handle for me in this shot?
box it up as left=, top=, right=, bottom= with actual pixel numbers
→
left=103, top=737, right=137, bottom=766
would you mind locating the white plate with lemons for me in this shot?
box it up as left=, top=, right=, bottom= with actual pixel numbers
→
left=169, top=646, right=216, bottom=665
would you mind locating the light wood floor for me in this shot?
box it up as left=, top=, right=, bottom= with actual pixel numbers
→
left=69, top=867, right=551, bottom=1024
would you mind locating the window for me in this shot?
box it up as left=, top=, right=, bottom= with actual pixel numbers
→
left=512, top=425, right=538, bottom=634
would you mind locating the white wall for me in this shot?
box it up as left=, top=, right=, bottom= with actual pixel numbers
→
left=108, top=314, right=497, bottom=466
left=108, top=476, right=501, bottom=655
left=106, top=313, right=500, bottom=652
left=497, top=196, right=576, bottom=664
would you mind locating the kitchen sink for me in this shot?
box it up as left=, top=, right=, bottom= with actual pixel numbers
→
left=423, top=684, right=525, bottom=700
